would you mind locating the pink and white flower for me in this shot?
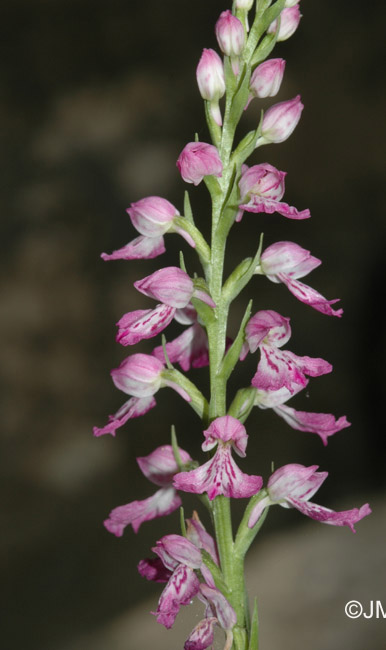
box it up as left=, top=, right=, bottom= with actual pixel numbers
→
left=196, top=49, right=226, bottom=125
left=268, top=5, right=302, bottom=42
left=151, top=534, right=203, bottom=628
left=246, top=59, right=286, bottom=107
left=237, top=163, right=311, bottom=221
left=185, top=584, right=236, bottom=650
left=101, top=196, right=195, bottom=262
left=135, top=266, right=215, bottom=309
left=256, top=242, right=343, bottom=317
left=116, top=268, right=214, bottom=347
left=173, top=416, right=263, bottom=500
left=215, top=10, right=245, bottom=58
left=244, top=309, right=332, bottom=394
left=215, top=10, right=245, bottom=75
left=240, top=310, right=349, bottom=444
left=104, top=445, right=192, bottom=535
left=177, top=142, right=223, bottom=186
left=257, top=95, right=304, bottom=145
left=93, top=353, right=191, bottom=437
left=248, top=463, right=371, bottom=531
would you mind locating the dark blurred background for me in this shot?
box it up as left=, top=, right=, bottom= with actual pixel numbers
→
left=1, top=1, right=385, bottom=649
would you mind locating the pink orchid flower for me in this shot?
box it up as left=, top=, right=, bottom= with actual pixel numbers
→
left=93, top=353, right=191, bottom=437
left=103, top=445, right=192, bottom=535
left=256, top=242, right=343, bottom=317
left=116, top=267, right=215, bottom=346
left=101, top=196, right=194, bottom=261
left=248, top=464, right=371, bottom=531
left=173, top=416, right=263, bottom=500
left=238, top=163, right=311, bottom=221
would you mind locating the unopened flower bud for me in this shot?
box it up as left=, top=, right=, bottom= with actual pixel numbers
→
left=268, top=6, right=301, bottom=42
left=196, top=48, right=225, bottom=102
left=127, top=196, right=179, bottom=238
left=196, top=49, right=225, bottom=125
left=177, top=141, right=223, bottom=186
left=258, top=95, right=303, bottom=145
left=249, top=58, right=286, bottom=100
left=236, top=0, right=254, bottom=8
left=215, top=10, right=245, bottom=57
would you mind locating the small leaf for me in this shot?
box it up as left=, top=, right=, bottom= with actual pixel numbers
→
left=219, top=300, right=252, bottom=380
left=179, top=506, right=187, bottom=537
left=171, top=425, right=184, bottom=471
left=248, top=599, right=259, bottom=650
left=183, top=191, right=195, bottom=225
left=258, top=0, right=286, bottom=35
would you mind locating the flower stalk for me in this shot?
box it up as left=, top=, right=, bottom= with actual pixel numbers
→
left=94, top=3, right=371, bottom=650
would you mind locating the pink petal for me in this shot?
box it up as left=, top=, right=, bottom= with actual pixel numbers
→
left=93, top=395, right=156, bottom=437
left=153, top=324, right=209, bottom=372
left=153, top=534, right=202, bottom=570
left=252, top=345, right=308, bottom=393
left=134, top=266, right=193, bottom=308
left=137, top=444, right=192, bottom=486
left=240, top=196, right=310, bottom=220
left=137, top=557, right=172, bottom=583
left=153, top=565, right=200, bottom=629
left=260, top=241, right=321, bottom=279
left=199, top=585, right=237, bottom=630
left=278, top=274, right=343, bottom=317
left=255, top=383, right=305, bottom=409
left=288, top=498, right=372, bottom=532
left=174, top=445, right=262, bottom=500
left=202, top=415, right=248, bottom=457
left=116, top=304, right=175, bottom=346
left=285, top=350, right=332, bottom=377
left=245, top=309, right=291, bottom=352
left=186, top=513, right=219, bottom=565
left=274, top=404, right=351, bottom=445
left=248, top=495, right=271, bottom=528
left=185, top=617, right=217, bottom=650
left=268, top=464, right=328, bottom=502
left=101, top=235, right=165, bottom=260
left=104, top=486, right=181, bottom=535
